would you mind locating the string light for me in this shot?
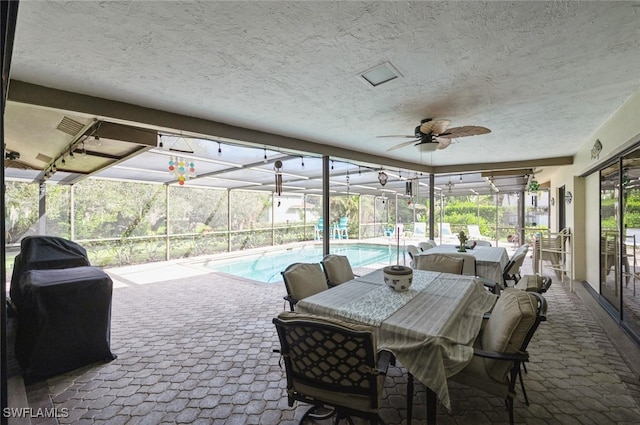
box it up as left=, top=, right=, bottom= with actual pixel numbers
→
left=263, top=147, right=268, bottom=163
left=301, top=156, right=305, bottom=168
left=346, top=169, right=350, bottom=194
left=217, top=142, right=222, bottom=157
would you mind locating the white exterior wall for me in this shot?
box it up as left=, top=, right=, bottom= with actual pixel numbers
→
left=549, top=90, right=640, bottom=290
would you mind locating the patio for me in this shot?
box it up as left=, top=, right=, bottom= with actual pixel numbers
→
left=7, top=254, right=640, bottom=424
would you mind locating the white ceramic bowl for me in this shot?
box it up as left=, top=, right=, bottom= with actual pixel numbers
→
left=383, top=265, right=413, bottom=292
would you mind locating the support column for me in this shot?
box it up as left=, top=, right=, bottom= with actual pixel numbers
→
left=165, top=185, right=170, bottom=261
left=429, top=174, right=435, bottom=240
left=322, top=156, right=330, bottom=256
left=70, top=184, right=76, bottom=240
left=2, top=2, right=20, bottom=417
left=519, top=191, right=525, bottom=246
left=303, top=194, right=307, bottom=240
left=38, top=182, right=46, bottom=235
left=494, top=193, right=499, bottom=245
left=227, top=189, right=231, bottom=252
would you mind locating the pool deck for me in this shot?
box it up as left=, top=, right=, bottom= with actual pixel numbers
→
left=7, top=244, right=640, bottom=424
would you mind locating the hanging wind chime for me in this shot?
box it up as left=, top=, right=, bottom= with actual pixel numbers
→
left=274, top=160, right=283, bottom=207
left=168, top=156, right=195, bottom=185
left=166, top=136, right=196, bottom=185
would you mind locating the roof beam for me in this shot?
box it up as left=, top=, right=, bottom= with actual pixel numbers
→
left=8, top=80, right=434, bottom=174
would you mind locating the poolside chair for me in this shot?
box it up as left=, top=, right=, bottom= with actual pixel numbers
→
left=314, top=218, right=324, bottom=240
left=438, top=222, right=458, bottom=245
left=281, top=263, right=328, bottom=311
left=273, top=311, right=392, bottom=425
left=336, top=216, right=349, bottom=239
left=321, top=254, right=356, bottom=287
left=413, top=222, right=427, bottom=237
left=467, top=224, right=491, bottom=241
left=449, top=289, right=547, bottom=425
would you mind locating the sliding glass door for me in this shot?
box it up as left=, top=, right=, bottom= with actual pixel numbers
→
left=600, top=162, right=621, bottom=312
left=620, top=150, right=640, bottom=338
left=600, top=148, right=640, bottom=341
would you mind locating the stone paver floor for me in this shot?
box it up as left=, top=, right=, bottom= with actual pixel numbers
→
left=11, top=257, right=640, bottom=424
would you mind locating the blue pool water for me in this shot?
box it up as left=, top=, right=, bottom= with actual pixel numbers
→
left=202, top=243, right=403, bottom=283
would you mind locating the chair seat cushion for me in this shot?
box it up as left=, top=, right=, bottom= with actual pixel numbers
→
left=515, top=275, right=548, bottom=292
left=449, top=355, right=509, bottom=398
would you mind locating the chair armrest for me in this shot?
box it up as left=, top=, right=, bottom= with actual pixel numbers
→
left=376, top=350, right=394, bottom=375
left=283, top=295, right=298, bottom=311
left=476, top=276, right=502, bottom=295
left=473, top=348, right=529, bottom=362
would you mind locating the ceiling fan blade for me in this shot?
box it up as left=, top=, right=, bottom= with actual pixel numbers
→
left=419, top=119, right=451, bottom=135
left=387, top=139, right=419, bottom=151
left=436, top=138, right=452, bottom=150
left=438, top=126, right=491, bottom=139
left=377, top=135, right=416, bottom=138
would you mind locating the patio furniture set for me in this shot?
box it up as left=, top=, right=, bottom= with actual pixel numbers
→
left=275, top=247, right=552, bottom=424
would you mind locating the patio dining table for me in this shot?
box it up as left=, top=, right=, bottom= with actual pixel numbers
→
left=416, top=245, right=509, bottom=283
left=296, top=268, right=497, bottom=423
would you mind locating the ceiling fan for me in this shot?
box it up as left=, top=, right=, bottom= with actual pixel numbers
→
left=380, top=118, right=491, bottom=151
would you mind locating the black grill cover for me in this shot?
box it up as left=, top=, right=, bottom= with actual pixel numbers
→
left=15, top=266, right=116, bottom=377
left=10, top=236, right=90, bottom=310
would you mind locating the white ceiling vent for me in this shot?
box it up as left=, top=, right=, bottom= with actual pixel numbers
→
left=358, top=62, right=403, bottom=87
left=56, top=116, right=85, bottom=136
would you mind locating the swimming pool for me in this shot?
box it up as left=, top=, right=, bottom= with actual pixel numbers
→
left=201, top=243, right=403, bottom=283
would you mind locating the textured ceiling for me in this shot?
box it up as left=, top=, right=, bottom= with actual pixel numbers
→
left=6, top=1, right=640, bottom=172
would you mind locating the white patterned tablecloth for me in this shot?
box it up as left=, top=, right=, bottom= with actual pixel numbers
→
left=335, top=270, right=440, bottom=326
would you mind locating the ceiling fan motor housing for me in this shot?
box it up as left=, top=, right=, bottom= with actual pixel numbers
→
left=415, top=126, right=435, bottom=144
